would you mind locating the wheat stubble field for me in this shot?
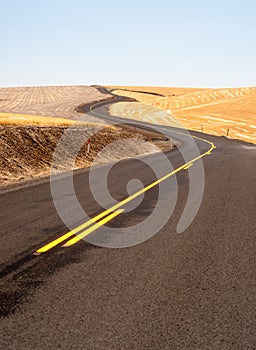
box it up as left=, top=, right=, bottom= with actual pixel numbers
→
left=109, top=86, right=256, bottom=144
left=0, top=85, right=112, bottom=124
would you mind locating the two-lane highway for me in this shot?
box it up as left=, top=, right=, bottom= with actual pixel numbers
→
left=0, top=101, right=255, bottom=350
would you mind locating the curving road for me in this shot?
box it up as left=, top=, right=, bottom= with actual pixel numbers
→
left=0, top=99, right=255, bottom=350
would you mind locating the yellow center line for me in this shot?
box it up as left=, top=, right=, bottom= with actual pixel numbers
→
left=34, top=209, right=116, bottom=254
left=63, top=209, right=124, bottom=247
left=34, top=101, right=216, bottom=255
left=183, top=163, right=193, bottom=170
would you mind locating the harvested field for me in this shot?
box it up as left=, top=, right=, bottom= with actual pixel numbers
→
left=102, top=102, right=182, bottom=128
left=0, top=86, right=112, bottom=124
left=110, top=87, right=256, bottom=143
left=108, top=86, right=204, bottom=97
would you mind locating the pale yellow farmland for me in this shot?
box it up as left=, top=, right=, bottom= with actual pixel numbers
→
left=110, top=87, right=256, bottom=143
left=0, top=85, right=112, bottom=124
left=108, top=86, right=205, bottom=96
left=106, top=102, right=182, bottom=128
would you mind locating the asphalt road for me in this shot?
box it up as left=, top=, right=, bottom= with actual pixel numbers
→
left=0, top=100, right=255, bottom=350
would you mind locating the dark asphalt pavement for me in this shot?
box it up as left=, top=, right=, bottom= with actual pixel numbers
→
left=0, top=102, right=255, bottom=350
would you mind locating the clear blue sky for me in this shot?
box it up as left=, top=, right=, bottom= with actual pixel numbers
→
left=1, top=0, right=255, bottom=87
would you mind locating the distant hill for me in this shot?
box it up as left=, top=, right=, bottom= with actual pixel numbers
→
left=109, top=86, right=256, bottom=143
left=0, top=85, right=112, bottom=124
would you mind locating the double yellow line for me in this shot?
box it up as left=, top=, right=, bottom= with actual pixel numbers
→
left=35, top=209, right=124, bottom=254
left=34, top=102, right=216, bottom=255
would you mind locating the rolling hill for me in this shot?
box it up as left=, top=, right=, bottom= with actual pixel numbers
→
left=109, top=86, right=256, bottom=143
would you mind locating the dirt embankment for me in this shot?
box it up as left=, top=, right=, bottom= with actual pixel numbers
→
left=0, top=125, right=171, bottom=189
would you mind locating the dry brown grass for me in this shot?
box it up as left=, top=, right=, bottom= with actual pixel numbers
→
left=111, top=87, right=256, bottom=143
left=0, top=125, right=159, bottom=186
left=0, top=112, right=109, bottom=128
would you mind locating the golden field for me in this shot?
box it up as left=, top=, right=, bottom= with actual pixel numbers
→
left=108, top=86, right=204, bottom=96
left=109, top=86, right=256, bottom=143
left=0, top=113, right=109, bottom=128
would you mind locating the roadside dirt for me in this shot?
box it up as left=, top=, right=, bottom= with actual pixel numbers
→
left=0, top=125, right=172, bottom=189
